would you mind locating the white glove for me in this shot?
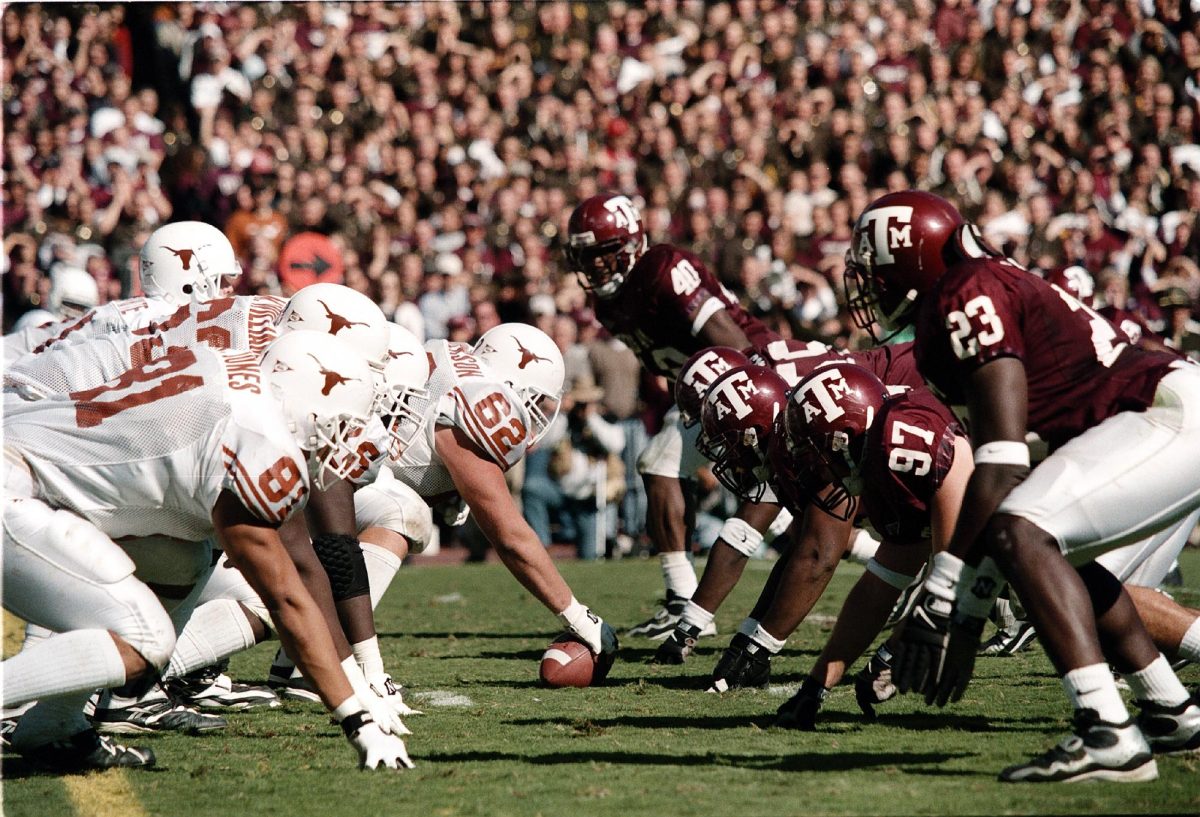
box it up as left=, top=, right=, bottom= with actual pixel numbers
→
left=367, top=672, right=423, bottom=717
left=557, top=597, right=618, bottom=657
left=343, top=657, right=410, bottom=735
left=437, top=497, right=470, bottom=527
left=340, top=709, right=415, bottom=770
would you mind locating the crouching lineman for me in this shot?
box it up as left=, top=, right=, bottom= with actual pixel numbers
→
left=1, top=331, right=414, bottom=771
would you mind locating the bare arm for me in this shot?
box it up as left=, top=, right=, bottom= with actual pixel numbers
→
left=929, top=435, right=975, bottom=554
left=696, top=307, right=753, bottom=352
left=213, top=491, right=353, bottom=710
left=947, top=358, right=1031, bottom=565
left=436, top=425, right=573, bottom=613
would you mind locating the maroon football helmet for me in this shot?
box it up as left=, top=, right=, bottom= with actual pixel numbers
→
left=1043, top=265, right=1096, bottom=308
left=676, top=346, right=752, bottom=428
left=565, top=193, right=648, bottom=298
left=782, top=362, right=890, bottom=520
left=845, top=191, right=986, bottom=339
left=697, top=365, right=789, bottom=502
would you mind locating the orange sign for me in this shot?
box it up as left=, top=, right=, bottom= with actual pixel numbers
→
left=279, top=232, right=344, bottom=290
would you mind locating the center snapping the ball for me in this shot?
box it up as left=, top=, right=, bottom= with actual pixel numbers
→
left=539, top=634, right=612, bottom=688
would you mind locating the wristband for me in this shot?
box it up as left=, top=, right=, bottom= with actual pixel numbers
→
left=333, top=696, right=366, bottom=723
left=556, top=596, right=588, bottom=629
left=955, top=557, right=1004, bottom=619
left=973, top=441, right=1030, bottom=467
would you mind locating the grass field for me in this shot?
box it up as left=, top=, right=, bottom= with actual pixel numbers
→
left=4, top=550, right=1200, bottom=817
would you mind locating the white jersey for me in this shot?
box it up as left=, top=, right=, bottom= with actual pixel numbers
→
left=349, top=340, right=531, bottom=499
left=5, top=295, right=285, bottom=399
left=5, top=345, right=309, bottom=540
left=3, top=297, right=178, bottom=366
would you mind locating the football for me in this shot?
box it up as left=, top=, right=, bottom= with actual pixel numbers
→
left=538, top=634, right=612, bottom=688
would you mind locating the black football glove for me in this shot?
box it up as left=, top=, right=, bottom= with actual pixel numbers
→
left=892, top=583, right=954, bottom=703
left=775, top=676, right=829, bottom=730
left=854, top=645, right=897, bottom=720
left=708, top=633, right=772, bottom=692
left=653, top=622, right=701, bottom=665
left=929, top=613, right=986, bottom=707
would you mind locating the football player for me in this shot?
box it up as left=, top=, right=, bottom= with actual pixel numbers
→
left=565, top=193, right=780, bottom=640
left=2, top=331, right=414, bottom=771
left=656, top=338, right=925, bottom=675
left=767, top=363, right=972, bottom=728
left=846, top=190, right=1200, bottom=782
left=3, top=221, right=240, bottom=366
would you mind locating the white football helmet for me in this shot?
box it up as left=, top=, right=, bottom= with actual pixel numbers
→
left=48, top=265, right=100, bottom=318
left=472, top=322, right=565, bottom=445
left=13, top=308, right=57, bottom=332
left=379, top=322, right=431, bottom=457
left=278, top=283, right=389, bottom=366
left=260, top=330, right=377, bottom=490
left=140, top=221, right=241, bottom=305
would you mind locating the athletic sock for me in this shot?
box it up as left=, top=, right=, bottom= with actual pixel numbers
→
left=1177, top=616, right=1200, bottom=663
left=679, top=600, right=715, bottom=631
left=361, top=543, right=403, bottom=610
left=661, top=551, right=697, bottom=600
left=10, top=690, right=94, bottom=749
left=751, top=623, right=786, bottom=654
left=1062, top=663, right=1130, bottom=724
left=353, top=636, right=386, bottom=680
left=164, top=599, right=258, bottom=680
left=2, top=630, right=126, bottom=708
left=1123, top=653, right=1189, bottom=707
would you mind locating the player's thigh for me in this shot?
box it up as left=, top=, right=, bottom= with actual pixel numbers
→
left=2, top=498, right=173, bottom=647
left=998, top=369, right=1200, bottom=564
left=196, top=552, right=271, bottom=626
left=354, top=475, right=433, bottom=553
left=1096, top=509, right=1199, bottom=586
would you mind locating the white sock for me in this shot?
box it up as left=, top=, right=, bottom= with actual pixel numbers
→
left=353, top=636, right=386, bottom=679
left=1, top=630, right=126, bottom=708
left=361, top=542, right=403, bottom=610
left=751, top=623, right=786, bottom=654
left=1123, top=654, right=1189, bottom=707
left=1178, top=616, right=1200, bottom=663
left=164, top=599, right=258, bottom=680
left=1062, top=663, right=1130, bottom=723
left=737, top=617, right=759, bottom=638
left=661, top=550, right=697, bottom=599
left=10, top=690, right=93, bottom=749
left=680, top=600, right=715, bottom=631
left=21, top=623, right=53, bottom=650
left=992, top=597, right=1019, bottom=631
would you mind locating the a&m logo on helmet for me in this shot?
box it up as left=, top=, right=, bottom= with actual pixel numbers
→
left=710, top=369, right=764, bottom=421
left=796, top=368, right=863, bottom=424
left=855, top=205, right=914, bottom=267
left=603, top=196, right=641, bottom=233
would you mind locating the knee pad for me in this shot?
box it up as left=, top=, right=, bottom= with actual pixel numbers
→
left=1076, top=561, right=1123, bottom=618
left=355, top=477, right=434, bottom=554
left=311, top=533, right=370, bottom=602
left=718, top=517, right=765, bottom=558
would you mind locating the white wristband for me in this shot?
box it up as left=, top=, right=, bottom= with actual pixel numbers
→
left=556, top=596, right=588, bottom=629
left=333, top=696, right=365, bottom=722
left=973, top=441, right=1030, bottom=467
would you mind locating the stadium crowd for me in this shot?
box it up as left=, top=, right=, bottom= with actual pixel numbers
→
left=4, top=0, right=1200, bottom=554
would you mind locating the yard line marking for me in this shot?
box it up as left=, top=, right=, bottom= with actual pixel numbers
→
left=768, top=684, right=800, bottom=697
left=64, top=769, right=149, bottom=817
left=412, top=690, right=474, bottom=707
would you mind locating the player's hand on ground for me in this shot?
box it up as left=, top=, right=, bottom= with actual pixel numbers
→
left=652, top=622, right=701, bottom=665
left=930, top=614, right=986, bottom=707
left=562, top=601, right=619, bottom=658
left=340, top=711, right=415, bottom=770
left=854, top=647, right=897, bottom=720
left=775, top=677, right=829, bottom=730
left=707, top=633, right=771, bottom=692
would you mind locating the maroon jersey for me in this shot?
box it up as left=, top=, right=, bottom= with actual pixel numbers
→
left=859, top=389, right=962, bottom=545
left=761, top=338, right=924, bottom=392
left=914, top=257, right=1179, bottom=449
left=592, top=244, right=778, bottom=381
left=1097, top=305, right=1152, bottom=346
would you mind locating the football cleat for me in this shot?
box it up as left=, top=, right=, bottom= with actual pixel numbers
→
left=167, top=665, right=281, bottom=710
left=707, top=633, right=772, bottom=692
left=266, top=660, right=323, bottom=703
left=652, top=621, right=703, bottom=664
left=1135, top=695, right=1200, bottom=755
left=91, top=687, right=228, bottom=735
left=627, top=592, right=717, bottom=641
left=21, top=729, right=156, bottom=772
left=1, top=717, right=18, bottom=749
left=979, top=622, right=1038, bottom=656
left=999, top=709, right=1157, bottom=783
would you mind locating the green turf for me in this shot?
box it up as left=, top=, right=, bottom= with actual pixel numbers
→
left=4, top=551, right=1200, bottom=817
